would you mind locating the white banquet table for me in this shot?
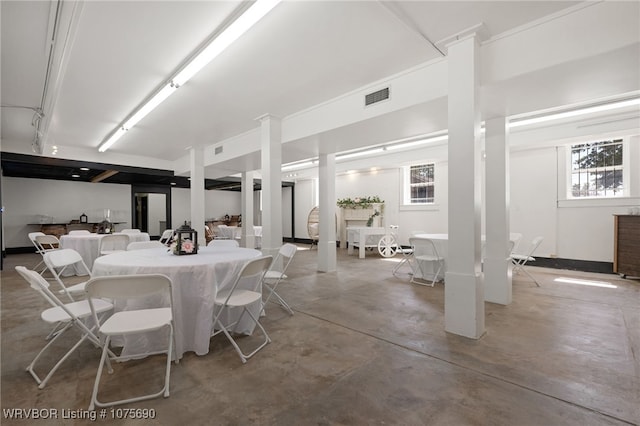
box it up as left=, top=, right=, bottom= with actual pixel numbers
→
left=346, top=226, right=386, bottom=258
left=92, top=245, right=261, bottom=360
left=60, top=232, right=150, bottom=271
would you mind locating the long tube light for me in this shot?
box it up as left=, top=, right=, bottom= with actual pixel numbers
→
left=173, top=0, right=281, bottom=87
left=509, top=97, right=640, bottom=128
left=98, top=0, right=281, bottom=153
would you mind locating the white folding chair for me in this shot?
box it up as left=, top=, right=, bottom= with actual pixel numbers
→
left=85, top=274, right=177, bottom=410
left=68, top=230, right=91, bottom=235
left=159, top=229, right=174, bottom=244
left=262, top=243, right=297, bottom=315
left=127, top=241, right=165, bottom=250
left=98, top=234, right=129, bottom=256
left=212, top=256, right=273, bottom=363
left=15, top=266, right=113, bottom=389
left=408, top=237, right=445, bottom=287
left=43, top=249, right=92, bottom=302
left=28, top=232, right=49, bottom=274
left=207, top=239, right=240, bottom=248
left=511, top=236, right=544, bottom=286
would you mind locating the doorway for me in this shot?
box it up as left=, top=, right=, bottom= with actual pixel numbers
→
left=131, top=185, right=171, bottom=239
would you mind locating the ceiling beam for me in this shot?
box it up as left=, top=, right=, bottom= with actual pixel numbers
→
left=91, top=170, right=119, bottom=183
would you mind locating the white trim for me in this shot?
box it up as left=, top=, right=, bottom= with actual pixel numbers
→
left=558, top=197, right=640, bottom=209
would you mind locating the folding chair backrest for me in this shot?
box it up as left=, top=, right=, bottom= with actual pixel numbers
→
left=410, top=237, right=440, bottom=258
left=16, top=266, right=65, bottom=310
left=221, top=256, right=272, bottom=305
left=86, top=274, right=172, bottom=301
left=99, top=234, right=129, bottom=252
left=271, top=243, right=297, bottom=273
left=159, top=229, right=174, bottom=244
left=121, top=229, right=141, bottom=234
left=44, top=248, right=91, bottom=275
left=68, top=230, right=91, bottom=235
left=35, top=234, right=60, bottom=250
left=526, top=236, right=544, bottom=256
left=29, top=232, right=46, bottom=251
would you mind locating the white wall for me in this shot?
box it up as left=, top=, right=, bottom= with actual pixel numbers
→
left=291, top=131, right=640, bottom=263
left=171, top=187, right=244, bottom=228
left=147, top=193, right=165, bottom=236
left=4, top=177, right=131, bottom=248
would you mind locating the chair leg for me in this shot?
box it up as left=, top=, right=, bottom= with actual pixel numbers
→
left=26, top=322, right=74, bottom=388
left=262, top=283, right=294, bottom=316
left=521, top=266, right=540, bottom=286
left=214, top=308, right=270, bottom=364
left=90, top=326, right=174, bottom=410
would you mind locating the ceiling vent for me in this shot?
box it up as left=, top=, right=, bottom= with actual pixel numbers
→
left=365, top=87, right=390, bottom=106
left=215, top=146, right=223, bottom=155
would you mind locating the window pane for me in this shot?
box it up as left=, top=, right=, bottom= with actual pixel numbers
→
left=406, top=163, right=435, bottom=204
left=569, top=139, right=624, bottom=198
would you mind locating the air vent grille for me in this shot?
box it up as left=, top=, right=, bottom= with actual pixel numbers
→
left=215, top=146, right=223, bottom=155
left=365, top=87, right=390, bottom=106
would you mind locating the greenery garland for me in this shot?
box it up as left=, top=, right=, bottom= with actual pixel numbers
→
left=336, top=196, right=383, bottom=209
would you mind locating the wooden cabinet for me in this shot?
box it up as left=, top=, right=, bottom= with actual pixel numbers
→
left=613, top=215, right=640, bottom=278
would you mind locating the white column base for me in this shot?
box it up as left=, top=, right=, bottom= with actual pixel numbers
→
left=318, top=241, right=337, bottom=272
left=444, top=271, right=485, bottom=339
left=484, top=257, right=512, bottom=305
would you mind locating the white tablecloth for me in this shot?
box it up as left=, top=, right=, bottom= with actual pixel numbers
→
left=60, top=232, right=150, bottom=271
left=92, top=245, right=261, bottom=359
left=217, top=225, right=263, bottom=248
left=347, top=226, right=386, bottom=258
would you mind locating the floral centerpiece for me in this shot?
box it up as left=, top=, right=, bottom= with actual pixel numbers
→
left=171, top=222, right=199, bottom=255
left=336, top=195, right=383, bottom=209
left=170, top=239, right=196, bottom=255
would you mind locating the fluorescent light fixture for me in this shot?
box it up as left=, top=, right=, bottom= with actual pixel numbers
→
left=386, top=135, right=448, bottom=150
left=99, top=0, right=280, bottom=152
left=509, top=97, right=640, bottom=128
left=123, top=84, right=177, bottom=130
left=173, top=0, right=281, bottom=87
left=98, top=127, right=127, bottom=152
left=337, top=147, right=384, bottom=161
left=554, top=277, right=617, bottom=289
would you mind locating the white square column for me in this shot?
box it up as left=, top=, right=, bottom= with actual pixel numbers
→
left=258, top=114, right=283, bottom=258
left=241, top=170, right=256, bottom=249
left=484, top=117, right=512, bottom=305
left=189, top=147, right=206, bottom=248
left=318, top=153, right=337, bottom=272
left=445, top=34, right=485, bottom=339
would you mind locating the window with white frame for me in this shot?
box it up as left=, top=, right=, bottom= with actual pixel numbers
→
left=570, top=139, right=624, bottom=198
left=403, top=163, right=435, bottom=204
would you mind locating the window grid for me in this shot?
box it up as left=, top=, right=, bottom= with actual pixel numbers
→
left=570, top=139, right=624, bottom=198
left=408, top=164, right=435, bottom=204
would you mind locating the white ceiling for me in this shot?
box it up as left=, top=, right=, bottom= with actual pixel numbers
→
left=2, top=0, right=638, bottom=178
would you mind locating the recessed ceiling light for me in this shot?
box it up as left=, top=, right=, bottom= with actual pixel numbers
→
left=71, top=174, right=80, bottom=178
left=80, top=167, right=90, bottom=171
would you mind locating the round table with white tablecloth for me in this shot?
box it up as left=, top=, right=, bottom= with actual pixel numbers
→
left=60, top=232, right=150, bottom=271
left=92, top=245, right=262, bottom=359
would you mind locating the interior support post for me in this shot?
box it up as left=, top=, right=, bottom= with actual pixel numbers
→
left=317, top=153, right=337, bottom=272
left=258, top=114, right=283, bottom=258
left=189, top=147, right=206, bottom=248
left=484, top=116, right=512, bottom=305
left=444, top=34, right=485, bottom=339
left=241, top=171, right=256, bottom=249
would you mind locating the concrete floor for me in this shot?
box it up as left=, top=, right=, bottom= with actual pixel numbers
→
left=1, top=247, right=639, bottom=425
